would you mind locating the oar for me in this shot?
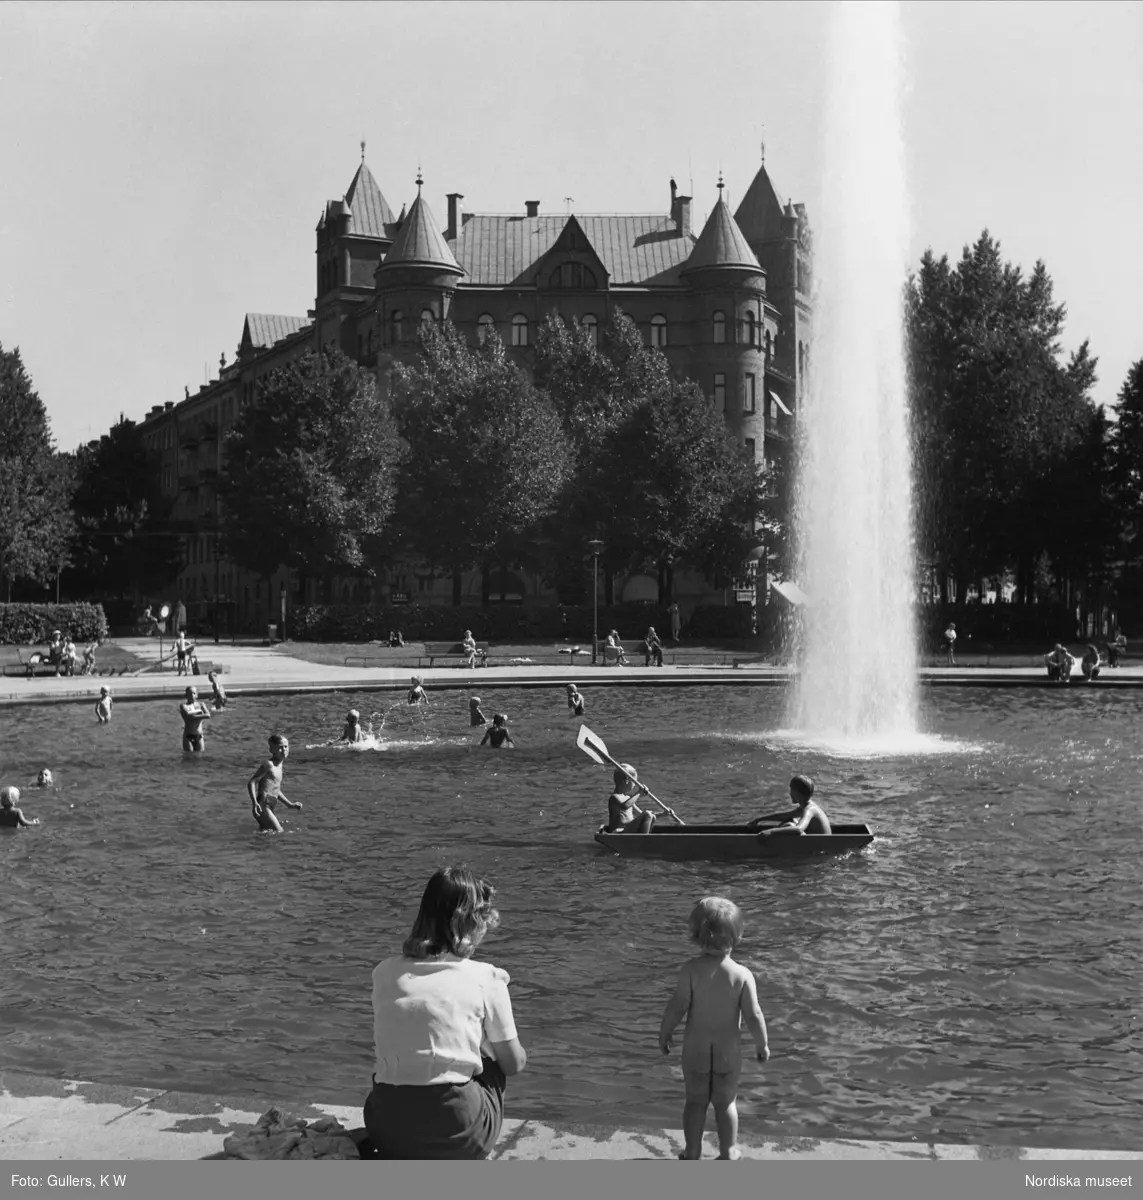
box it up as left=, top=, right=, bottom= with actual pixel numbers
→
left=576, top=724, right=685, bottom=825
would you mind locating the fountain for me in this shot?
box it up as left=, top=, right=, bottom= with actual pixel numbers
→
left=790, top=0, right=918, bottom=748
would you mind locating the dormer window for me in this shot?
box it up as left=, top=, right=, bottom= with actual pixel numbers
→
left=549, top=262, right=597, bottom=289
left=650, top=315, right=667, bottom=348
left=713, top=311, right=726, bottom=344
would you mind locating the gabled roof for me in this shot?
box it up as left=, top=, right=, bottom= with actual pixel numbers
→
left=378, top=188, right=463, bottom=274
left=452, top=214, right=695, bottom=287
left=242, top=314, right=310, bottom=351
left=734, top=162, right=790, bottom=244
left=683, top=194, right=762, bottom=274
left=343, top=162, right=396, bottom=240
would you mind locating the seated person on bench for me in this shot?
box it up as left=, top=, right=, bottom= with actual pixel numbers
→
left=747, top=775, right=831, bottom=836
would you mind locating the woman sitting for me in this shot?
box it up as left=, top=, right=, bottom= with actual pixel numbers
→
left=1080, top=643, right=1101, bottom=681
left=363, top=866, right=527, bottom=1159
left=603, top=631, right=627, bottom=666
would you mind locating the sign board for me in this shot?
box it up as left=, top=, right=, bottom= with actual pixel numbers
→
left=390, top=592, right=410, bottom=606
left=735, top=590, right=755, bottom=603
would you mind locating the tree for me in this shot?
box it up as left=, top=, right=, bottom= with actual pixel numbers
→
left=1107, top=359, right=1143, bottom=625
left=392, top=322, right=573, bottom=605
left=70, top=417, right=182, bottom=604
left=0, top=343, right=75, bottom=599
left=219, top=347, right=403, bottom=589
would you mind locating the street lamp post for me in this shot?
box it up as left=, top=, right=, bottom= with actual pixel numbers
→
left=280, top=582, right=287, bottom=643
left=158, top=604, right=171, bottom=669
left=587, top=539, right=605, bottom=664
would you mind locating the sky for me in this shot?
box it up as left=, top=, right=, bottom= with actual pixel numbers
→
left=1, top=0, right=1140, bottom=452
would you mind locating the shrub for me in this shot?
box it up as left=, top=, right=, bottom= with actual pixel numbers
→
left=0, top=603, right=110, bottom=645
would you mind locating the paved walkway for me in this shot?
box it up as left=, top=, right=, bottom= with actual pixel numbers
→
left=1, top=1070, right=1138, bottom=1161
left=5, top=639, right=1143, bottom=707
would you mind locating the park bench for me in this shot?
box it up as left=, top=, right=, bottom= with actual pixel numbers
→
left=601, top=639, right=653, bottom=666
left=423, top=640, right=490, bottom=668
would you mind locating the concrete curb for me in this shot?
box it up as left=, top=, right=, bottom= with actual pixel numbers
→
left=2, top=1071, right=1138, bottom=1161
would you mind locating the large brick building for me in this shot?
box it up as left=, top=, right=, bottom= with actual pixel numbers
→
left=131, top=149, right=812, bottom=634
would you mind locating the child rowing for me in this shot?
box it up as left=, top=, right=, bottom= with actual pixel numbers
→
left=247, top=734, right=302, bottom=833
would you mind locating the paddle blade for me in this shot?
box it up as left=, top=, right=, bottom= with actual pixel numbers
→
left=576, top=724, right=609, bottom=766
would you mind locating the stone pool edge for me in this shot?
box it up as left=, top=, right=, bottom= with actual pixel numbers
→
left=1, top=1070, right=1139, bottom=1162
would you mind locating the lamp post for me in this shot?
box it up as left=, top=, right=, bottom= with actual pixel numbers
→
left=587, top=539, right=604, bottom=664
left=159, top=604, right=171, bottom=668
left=280, top=582, right=287, bottom=643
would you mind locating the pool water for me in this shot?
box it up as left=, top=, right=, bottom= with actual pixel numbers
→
left=2, top=684, right=1140, bottom=1150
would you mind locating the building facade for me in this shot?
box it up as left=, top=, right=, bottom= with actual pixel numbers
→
left=130, top=149, right=812, bottom=633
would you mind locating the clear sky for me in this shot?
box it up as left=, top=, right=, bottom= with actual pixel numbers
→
left=2, top=0, right=1140, bottom=451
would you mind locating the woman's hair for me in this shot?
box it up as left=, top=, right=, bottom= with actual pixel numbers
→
left=403, top=866, right=500, bottom=960
left=688, top=896, right=744, bottom=954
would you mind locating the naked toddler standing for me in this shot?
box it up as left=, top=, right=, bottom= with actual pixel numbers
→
left=658, top=896, right=769, bottom=1160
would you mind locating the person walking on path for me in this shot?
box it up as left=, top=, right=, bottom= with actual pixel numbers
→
left=943, top=623, right=957, bottom=666
left=669, top=602, right=682, bottom=643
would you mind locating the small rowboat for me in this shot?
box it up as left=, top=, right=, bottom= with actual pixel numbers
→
left=594, top=822, right=875, bottom=861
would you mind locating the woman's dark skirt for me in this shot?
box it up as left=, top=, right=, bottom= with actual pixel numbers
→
left=363, top=1057, right=507, bottom=1160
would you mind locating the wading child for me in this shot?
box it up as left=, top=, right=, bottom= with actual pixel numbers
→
left=0, top=786, right=40, bottom=831
left=207, top=670, right=228, bottom=710
left=342, top=709, right=365, bottom=743
left=95, top=687, right=113, bottom=723
left=247, top=734, right=302, bottom=833
left=566, top=684, right=585, bottom=717
left=469, top=696, right=487, bottom=727
left=179, top=686, right=212, bottom=752
left=36, top=768, right=53, bottom=788
left=480, top=713, right=514, bottom=748
left=658, top=897, right=769, bottom=1161
left=408, top=676, right=429, bottom=706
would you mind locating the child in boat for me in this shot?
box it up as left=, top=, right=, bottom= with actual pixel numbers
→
left=658, top=897, right=769, bottom=1161
left=207, top=670, right=228, bottom=709
left=342, top=709, right=365, bottom=743
left=0, top=786, right=40, bottom=831
left=748, top=775, right=831, bottom=836
left=469, top=696, right=487, bottom=726
left=566, top=684, right=585, bottom=717
left=95, top=687, right=113, bottom=723
left=407, top=676, right=429, bottom=706
left=605, top=764, right=655, bottom=833
left=480, top=713, right=515, bottom=748
left=247, top=734, right=302, bottom=833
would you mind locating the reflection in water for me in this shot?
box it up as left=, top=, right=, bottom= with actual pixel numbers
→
left=1, top=685, right=1140, bottom=1150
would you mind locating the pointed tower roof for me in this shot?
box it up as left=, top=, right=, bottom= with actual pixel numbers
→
left=734, top=157, right=789, bottom=244
left=378, top=175, right=463, bottom=275
left=343, top=160, right=396, bottom=239
left=682, top=179, right=762, bottom=275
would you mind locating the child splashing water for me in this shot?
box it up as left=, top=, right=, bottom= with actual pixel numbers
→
left=659, top=897, right=769, bottom=1160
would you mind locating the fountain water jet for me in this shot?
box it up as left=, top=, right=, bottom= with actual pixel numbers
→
left=789, top=0, right=917, bottom=748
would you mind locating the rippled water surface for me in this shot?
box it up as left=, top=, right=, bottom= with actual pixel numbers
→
left=2, top=685, right=1140, bottom=1149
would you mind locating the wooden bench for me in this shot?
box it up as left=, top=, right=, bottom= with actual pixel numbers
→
left=423, top=641, right=490, bottom=667
left=601, top=639, right=654, bottom=666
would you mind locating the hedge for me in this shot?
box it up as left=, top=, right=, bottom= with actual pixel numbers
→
left=0, top=603, right=110, bottom=645
left=922, top=603, right=1079, bottom=647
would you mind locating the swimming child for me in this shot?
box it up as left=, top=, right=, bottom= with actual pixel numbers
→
left=658, top=897, right=770, bottom=1161
left=179, top=686, right=212, bottom=752
left=0, top=786, right=40, bottom=831
left=566, top=683, right=585, bottom=717
left=95, top=687, right=113, bottom=723
left=469, top=696, right=487, bottom=726
left=207, top=670, right=228, bottom=709
left=36, top=768, right=53, bottom=788
left=247, top=733, right=302, bottom=833
left=342, top=709, right=365, bottom=743
left=407, top=676, right=429, bottom=706
left=480, top=713, right=514, bottom=748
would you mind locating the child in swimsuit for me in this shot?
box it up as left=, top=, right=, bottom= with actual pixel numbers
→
left=179, top=686, right=212, bottom=752
left=480, top=713, right=514, bottom=748
left=0, top=786, right=40, bottom=831
left=469, top=696, right=487, bottom=726
left=342, top=709, right=365, bottom=743
left=658, top=896, right=769, bottom=1161
left=407, top=676, right=429, bottom=706
left=95, top=687, right=113, bottom=723
left=566, top=684, right=585, bottom=717
left=207, top=670, right=228, bottom=709
left=247, top=734, right=302, bottom=833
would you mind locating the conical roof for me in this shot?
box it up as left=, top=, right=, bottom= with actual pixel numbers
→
left=343, top=162, right=396, bottom=239
left=683, top=191, right=762, bottom=274
left=734, top=161, right=788, bottom=244
left=378, top=182, right=463, bottom=274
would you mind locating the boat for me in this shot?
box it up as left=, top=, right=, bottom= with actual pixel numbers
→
left=593, top=822, right=875, bottom=861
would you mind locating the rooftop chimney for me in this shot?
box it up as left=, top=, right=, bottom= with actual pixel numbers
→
left=525, top=200, right=540, bottom=217
left=446, top=192, right=464, bottom=240
left=674, top=195, right=692, bottom=237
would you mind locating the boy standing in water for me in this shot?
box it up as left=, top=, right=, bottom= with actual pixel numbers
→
left=407, top=676, right=429, bottom=706
left=179, top=686, right=212, bottom=752
left=659, top=897, right=769, bottom=1161
left=480, top=713, right=514, bottom=748
left=566, top=684, right=585, bottom=717
left=0, top=787, right=40, bottom=830
left=207, top=670, right=228, bottom=709
left=95, top=687, right=113, bottom=723
left=247, top=734, right=302, bottom=832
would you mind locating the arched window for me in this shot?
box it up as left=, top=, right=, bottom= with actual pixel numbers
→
left=549, top=261, right=598, bottom=289
left=745, top=311, right=758, bottom=347
left=390, top=310, right=403, bottom=345
left=512, top=314, right=529, bottom=347
left=581, top=314, right=598, bottom=347
left=650, top=315, right=667, bottom=348
left=713, top=311, right=726, bottom=344
left=421, top=308, right=435, bottom=329
left=477, top=314, right=496, bottom=345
